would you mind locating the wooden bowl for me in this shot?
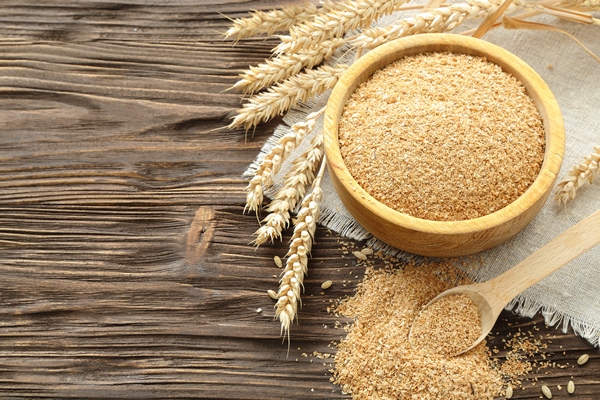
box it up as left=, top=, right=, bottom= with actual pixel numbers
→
left=324, top=33, right=565, bottom=258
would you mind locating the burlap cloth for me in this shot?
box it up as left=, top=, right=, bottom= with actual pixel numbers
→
left=246, top=13, right=600, bottom=347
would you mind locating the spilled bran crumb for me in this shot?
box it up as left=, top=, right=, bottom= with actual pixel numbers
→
left=327, top=243, right=578, bottom=399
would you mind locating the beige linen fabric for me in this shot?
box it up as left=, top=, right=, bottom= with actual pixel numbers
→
left=245, top=13, right=600, bottom=347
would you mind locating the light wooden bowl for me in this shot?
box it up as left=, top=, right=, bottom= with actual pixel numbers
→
left=324, top=33, right=565, bottom=258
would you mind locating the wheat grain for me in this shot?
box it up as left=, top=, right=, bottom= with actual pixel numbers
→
left=244, top=109, right=322, bottom=213
left=252, top=134, right=324, bottom=246
left=577, top=353, right=590, bottom=365
left=233, top=38, right=346, bottom=94
left=275, top=154, right=326, bottom=341
left=541, top=385, right=552, bottom=398
left=360, top=247, right=374, bottom=255
left=275, top=0, right=411, bottom=55
left=353, top=0, right=519, bottom=49
left=321, top=280, right=333, bottom=289
left=229, top=65, right=347, bottom=131
left=225, top=2, right=319, bottom=41
left=554, top=145, right=600, bottom=205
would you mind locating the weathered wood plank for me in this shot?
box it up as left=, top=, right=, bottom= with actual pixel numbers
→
left=0, top=1, right=598, bottom=399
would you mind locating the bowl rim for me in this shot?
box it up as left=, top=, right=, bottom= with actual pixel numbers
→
left=323, top=33, right=565, bottom=235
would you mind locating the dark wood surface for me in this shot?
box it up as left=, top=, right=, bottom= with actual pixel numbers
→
left=0, top=1, right=597, bottom=399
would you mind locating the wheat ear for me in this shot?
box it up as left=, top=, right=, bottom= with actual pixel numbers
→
left=252, top=132, right=324, bottom=245
left=233, top=38, right=346, bottom=95
left=554, top=145, right=600, bottom=205
left=275, top=154, right=326, bottom=341
left=229, top=65, right=347, bottom=131
left=353, top=0, right=518, bottom=49
left=244, top=109, right=323, bottom=213
left=275, top=0, right=411, bottom=55
left=225, top=2, right=319, bottom=41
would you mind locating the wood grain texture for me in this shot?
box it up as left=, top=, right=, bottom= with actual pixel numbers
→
left=0, top=1, right=597, bottom=399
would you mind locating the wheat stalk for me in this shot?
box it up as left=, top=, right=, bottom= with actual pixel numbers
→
left=353, top=0, right=518, bottom=49
left=245, top=109, right=323, bottom=213
left=275, top=155, right=326, bottom=341
left=252, top=133, right=324, bottom=245
left=554, top=145, right=600, bottom=205
left=233, top=38, right=346, bottom=94
left=229, top=65, right=347, bottom=131
left=275, top=0, right=411, bottom=55
left=520, top=1, right=600, bottom=25
left=559, top=0, right=600, bottom=11
left=225, top=2, right=320, bottom=41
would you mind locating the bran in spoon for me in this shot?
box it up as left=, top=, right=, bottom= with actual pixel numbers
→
left=410, top=294, right=482, bottom=356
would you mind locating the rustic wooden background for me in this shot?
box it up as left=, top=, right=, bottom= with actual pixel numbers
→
left=0, top=1, right=597, bottom=398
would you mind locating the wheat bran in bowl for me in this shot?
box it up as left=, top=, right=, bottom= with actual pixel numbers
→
left=338, top=52, right=545, bottom=222
left=324, top=34, right=565, bottom=257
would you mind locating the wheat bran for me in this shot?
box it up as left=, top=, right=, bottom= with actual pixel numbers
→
left=338, top=52, right=546, bottom=221
left=327, top=241, right=565, bottom=399
left=332, top=262, right=504, bottom=399
left=410, top=294, right=482, bottom=356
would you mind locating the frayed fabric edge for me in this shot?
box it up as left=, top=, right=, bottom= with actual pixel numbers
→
left=318, top=206, right=371, bottom=241
left=507, top=295, right=600, bottom=348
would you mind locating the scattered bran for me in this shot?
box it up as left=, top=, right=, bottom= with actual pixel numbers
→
left=332, top=262, right=504, bottom=399
left=338, top=52, right=546, bottom=221
left=327, top=242, right=585, bottom=399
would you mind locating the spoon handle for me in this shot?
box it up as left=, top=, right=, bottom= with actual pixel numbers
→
left=482, top=209, right=600, bottom=313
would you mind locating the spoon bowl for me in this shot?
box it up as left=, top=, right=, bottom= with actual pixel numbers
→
left=410, top=209, right=600, bottom=356
left=410, top=286, right=495, bottom=355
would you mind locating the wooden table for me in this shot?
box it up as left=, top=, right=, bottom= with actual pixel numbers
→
left=0, top=1, right=597, bottom=398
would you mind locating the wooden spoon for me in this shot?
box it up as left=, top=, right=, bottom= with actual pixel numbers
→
left=410, top=209, right=600, bottom=356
